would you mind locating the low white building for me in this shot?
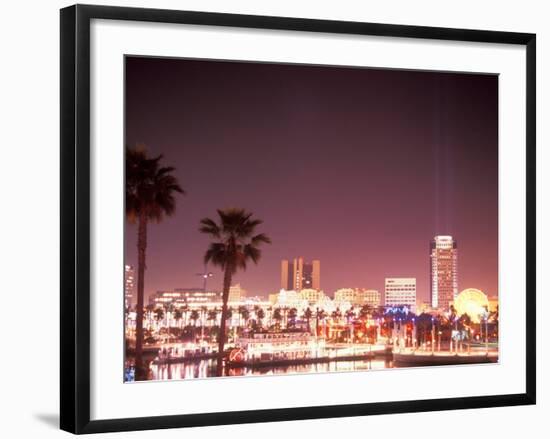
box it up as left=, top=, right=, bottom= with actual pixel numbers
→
left=385, top=278, right=417, bottom=313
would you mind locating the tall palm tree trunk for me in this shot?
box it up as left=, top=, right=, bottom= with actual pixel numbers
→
left=217, top=266, right=232, bottom=377
left=135, top=213, right=147, bottom=380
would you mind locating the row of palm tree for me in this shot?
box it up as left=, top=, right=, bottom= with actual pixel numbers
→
left=126, top=146, right=271, bottom=379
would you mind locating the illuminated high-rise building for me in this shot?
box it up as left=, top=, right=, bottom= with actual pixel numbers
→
left=280, top=258, right=320, bottom=291
left=430, top=235, right=458, bottom=310
left=124, top=264, right=135, bottom=308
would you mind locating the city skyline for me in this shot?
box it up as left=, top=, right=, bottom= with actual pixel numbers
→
left=125, top=56, right=498, bottom=303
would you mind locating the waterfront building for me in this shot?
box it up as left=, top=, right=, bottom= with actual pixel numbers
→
left=228, top=283, right=247, bottom=303
left=174, top=288, right=221, bottom=305
left=299, top=288, right=325, bottom=305
left=334, top=288, right=355, bottom=303
left=124, top=264, right=135, bottom=308
left=274, top=289, right=307, bottom=309
left=385, top=278, right=417, bottom=312
left=353, top=288, right=381, bottom=307
left=149, top=288, right=221, bottom=308
left=268, top=293, right=279, bottom=305
left=281, top=257, right=320, bottom=291
left=430, top=235, right=458, bottom=311
left=333, top=288, right=380, bottom=307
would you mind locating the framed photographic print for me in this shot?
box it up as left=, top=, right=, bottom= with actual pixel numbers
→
left=60, top=4, right=536, bottom=434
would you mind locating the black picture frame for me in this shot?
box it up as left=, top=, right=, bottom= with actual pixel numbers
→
left=60, top=4, right=536, bottom=435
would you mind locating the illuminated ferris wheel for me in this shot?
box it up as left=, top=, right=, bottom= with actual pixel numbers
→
left=453, top=288, right=489, bottom=323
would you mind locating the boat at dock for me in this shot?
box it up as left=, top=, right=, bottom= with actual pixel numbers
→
left=226, top=331, right=387, bottom=368
left=151, top=342, right=218, bottom=365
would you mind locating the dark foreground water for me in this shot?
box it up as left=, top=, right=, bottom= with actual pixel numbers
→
left=148, top=358, right=394, bottom=381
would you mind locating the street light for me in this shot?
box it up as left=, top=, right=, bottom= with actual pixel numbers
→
left=195, top=264, right=213, bottom=291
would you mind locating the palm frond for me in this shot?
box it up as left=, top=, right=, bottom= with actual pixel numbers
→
left=125, top=145, right=184, bottom=223
left=204, top=242, right=227, bottom=268
left=251, top=233, right=272, bottom=245
left=201, top=207, right=271, bottom=280
left=199, top=217, right=222, bottom=238
left=243, top=244, right=261, bottom=264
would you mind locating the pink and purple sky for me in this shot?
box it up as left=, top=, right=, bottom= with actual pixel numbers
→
left=124, top=56, right=498, bottom=303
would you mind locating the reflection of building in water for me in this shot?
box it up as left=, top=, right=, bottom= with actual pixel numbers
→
left=281, top=257, right=320, bottom=291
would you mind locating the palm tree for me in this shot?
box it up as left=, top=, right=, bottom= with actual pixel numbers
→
left=256, top=308, right=265, bottom=329
left=315, top=308, right=326, bottom=337
left=126, top=146, right=184, bottom=380
left=208, top=308, right=218, bottom=327
left=226, top=306, right=234, bottom=335
left=345, top=307, right=356, bottom=323
left=287, top=308, right=298, bottom=328
left=190, top=309, right=200, bottom=340
left=359, top=304, right=371, bottom=320
left=145, top=304, right=155, bottom=330
left=167, top=304, right=176, bottom=329
left=173, top=307, right=183, bottom=329
left=273, top=308, right=283, bottom=329
left=199, top=208, right=271, bottom=375
left=238, top=305, right=250, bottom=330
left=302, top=307, right=313, bottom=333
left=181, top=304, right=189, bottom=328
left=200, top=305, right=208, bottom=340
left=416, top=312, right=433, bottom=345
left=154, top=307, right=164, bottom=330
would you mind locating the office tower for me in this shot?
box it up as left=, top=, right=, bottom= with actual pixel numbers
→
left=430, top=235, right=458, bottom=310
left=280, top=257, right=320, bottom=291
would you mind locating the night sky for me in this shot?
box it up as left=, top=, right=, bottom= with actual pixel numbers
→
left=125, top=56, right=498, bottom=303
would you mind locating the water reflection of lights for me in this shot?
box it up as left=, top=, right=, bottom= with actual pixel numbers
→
left=151, top=360, right=213, bottom=380
left=148, top=358, right=393, bottom=381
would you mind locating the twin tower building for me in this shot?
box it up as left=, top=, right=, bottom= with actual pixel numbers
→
left=280, top=258, right=321, bottom=292
left=279, top=235, right=458, bottom=313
